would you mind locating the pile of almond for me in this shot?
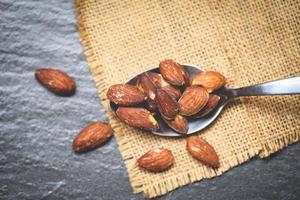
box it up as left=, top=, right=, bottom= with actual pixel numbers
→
left=35, top=59, right=225, bottom=173
left=107, top=59, right=225, bottom=134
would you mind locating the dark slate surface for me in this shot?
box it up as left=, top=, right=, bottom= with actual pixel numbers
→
left=0, top=0, right=299, bottom=200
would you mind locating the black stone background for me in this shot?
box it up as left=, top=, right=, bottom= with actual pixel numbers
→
left=0, top=0, right=299, bottom=200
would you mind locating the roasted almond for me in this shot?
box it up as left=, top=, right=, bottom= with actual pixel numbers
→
left=147, top=72, right=181, bottom=99
left=35, top=68, right=76, bottom=96
left=187, top=136, right=220, bottom=168
left=146, top=98, right=158, bottom=112
left=137, top=148, right=175, bottom=172
left=164, top=115, right=188, bottom=134
left=137, top=73, right=157, bottom=100
left=159, top=59, right=189, bottom=86
left=155, top=89, right=179, bottom=120
left=107, top=84, right=147, bottom=106
left=116, top=107, right=159, bottom=131
left=190, top=71, right=225, bottom=93
left=192, top=95, right=220, bottom=118
left=72, top=121, right=113, bottom=153
left=178, top=86, right=209, bottom=116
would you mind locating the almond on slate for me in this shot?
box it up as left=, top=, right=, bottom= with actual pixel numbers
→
left=191, top=71, right=225, bottom=93
left=35, top=68, right=76, bottom=96
left=147, top=72, right=181, bottom=99
left=187, top=136, right=220, bottom=168
left=178, top=86, right=209, bottom=116
left=155, top=89, right=179, bottom=120
left=107, top=84, right=147, bottom=106
left=72, top=121, right=113, bottom=153
left=192, top=95, right=220, bottom=119
left=116, top=107, right=159, bottom=131
left=164, top=115, right=188, bottom=134
left=159, top=59, right=189, bottom=86
left=137, top=148, right=175, bottom=172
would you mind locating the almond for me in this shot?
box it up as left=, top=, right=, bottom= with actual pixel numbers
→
left=190, top=71, right=225, bottom=93
left=147, top=72, right=181, bottom=99
left=146, top=98, right=158, bottom=112
left=116, top=107, right=159, bottom=131
left=107, top=84, right=147, bottom=106
left=155, top=89, right=179, bottom=120
left=187, top=136, right=220, bottom=168
left=159, top=59, right=189, bottom=86
left=137, top=148, right=175, bottom=172
left=35, top=68, right=76, bottom=96
left=192, top=95, right=220, bottom=118
left=72, top=121, right=113, bottom=153
left=137, top=73, right=157, bottom=101
left=178, top=86, right=209, bottom=116
left=164, top=115, right=188, bottom=134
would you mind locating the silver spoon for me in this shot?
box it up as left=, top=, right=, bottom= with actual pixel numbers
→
left=110, top=64, right=300, bottom=137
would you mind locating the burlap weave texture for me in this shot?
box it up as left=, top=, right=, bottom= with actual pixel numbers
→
left=76, top=0, right=300, bottom=197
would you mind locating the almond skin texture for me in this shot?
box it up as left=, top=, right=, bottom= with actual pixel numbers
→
left=178, top=86, right=209, bottom=116
left=137, top=148, right=175, bottom=172
left=147, top=72, right=181, bottom=99
left=116, top=107, right=159, bottom=131
left=187, top=136, right=220, bottom=168
left=137, top=73, right=157, bottom=101
left=164, top=115, right=188, bottom=134
left=191, top=71, right=225, bottom=93
left=73, top=121, right=113, bottom=153
left=155, top=89, right=179, bottom=120
left=159, top=59, right=189, bottom=86
left=192, top=95, right=220, bottom=118
left=107, top=84, right=147, bottom=106
left=35, top=68, right=76, bottom=96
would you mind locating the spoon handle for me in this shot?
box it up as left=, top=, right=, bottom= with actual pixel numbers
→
left=233, top=76, right=300, bottom=97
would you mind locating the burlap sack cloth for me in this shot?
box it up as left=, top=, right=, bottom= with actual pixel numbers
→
left=75, top=0, right=300, bottom=198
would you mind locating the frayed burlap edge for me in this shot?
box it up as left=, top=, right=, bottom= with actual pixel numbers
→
left=74, top=0, right=299, bottom=197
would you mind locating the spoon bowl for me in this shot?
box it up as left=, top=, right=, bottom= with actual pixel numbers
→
left=109, top=64, right=231, bottom=137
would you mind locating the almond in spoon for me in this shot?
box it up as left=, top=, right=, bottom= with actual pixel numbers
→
left=178, top=86, right=209, bottom=116
left=191, top=71, right=225, bottom=93
left=116, top=107, right=159, bottom=131
left=147, top=72, right=181, bottom=99
left=159, top=59, right=189, bottom=86
left=164, top=115, right=188, bottom=134
left=107, top=84, right=147, bottom=106
left=155, top=89, right=179, bottom=120
left=192, top=95, right=220, bottom=118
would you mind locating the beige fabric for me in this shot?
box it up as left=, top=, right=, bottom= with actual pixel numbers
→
left=75, top=0, right=300, bottom=197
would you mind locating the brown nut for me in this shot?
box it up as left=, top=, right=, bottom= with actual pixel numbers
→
left=107, top=84, right=147, bottom=106
left=155, top=89, right=179, bottom=120
left=116, top=107, right=159, bottom=131
left=146, top=98, right=158, bottom=112
left=137, top=73, right=157, bottom=101
left=147, top=72, right=181, bottom=99
left=72, top=121, right=113, bottom=153
left=35, top=68, right=76, bottom=96
left=192, top=95, right=220, bottom=119
left=137, top=148, right=175, bottom=172
left=159, top=59, right=189, bottom=86
left=178, top=86, right=209, bottom=116
left=164, top=115, right=188, bottom=134
left=190, top=71, right=225, bottom=93
left=187, top=136, right=220, bottom=168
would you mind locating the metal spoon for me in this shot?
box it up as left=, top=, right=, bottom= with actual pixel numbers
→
left=110, top=64, right=300, bottom=137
